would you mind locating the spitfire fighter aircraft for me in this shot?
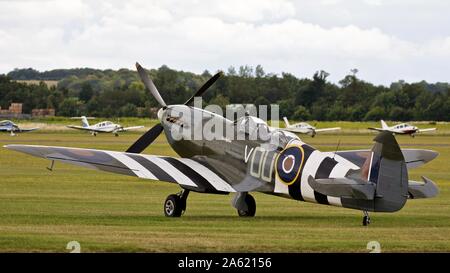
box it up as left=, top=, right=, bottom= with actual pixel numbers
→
left=368, top=120, right=436, bottom=137
left=4, top=63, right=439, bottom=225
left=0, top=120, right=39, bottom=136
left=67, top=116, right=144, bottom=136
left=282, top=117, right=341, bottom=137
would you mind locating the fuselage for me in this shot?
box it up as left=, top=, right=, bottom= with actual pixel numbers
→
left=287, top=122, right=316, bottom=135
left=387, top=123, right=418, bottom=135
left=88, top=121, right=123, bottom=133
left=158, top=105, right=362, bottom=209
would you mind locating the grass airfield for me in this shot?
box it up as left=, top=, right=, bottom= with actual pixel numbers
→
left=0, top=123, right=449, bottom=252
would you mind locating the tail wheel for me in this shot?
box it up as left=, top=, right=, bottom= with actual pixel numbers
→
left=164, top=194, right=184, bottom=217
left=237, top=194, right=256, bottom=217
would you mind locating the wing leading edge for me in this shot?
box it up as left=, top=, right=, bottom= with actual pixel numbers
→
left=4, top=144, right=235, bottom=194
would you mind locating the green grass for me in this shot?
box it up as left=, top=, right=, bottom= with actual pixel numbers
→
left=0, top=131, right=449, bottom=252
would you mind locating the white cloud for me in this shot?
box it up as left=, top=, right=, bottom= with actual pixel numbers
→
left=1, top=0, right=450, bottom=85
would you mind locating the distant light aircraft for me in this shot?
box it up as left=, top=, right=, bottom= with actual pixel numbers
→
left=368, top=120, right=436, bottom=137
left=0, top=120, right=39, bottom=136
left=282, top=117, right=340, bottom=137
left=4, top=63, right=439, bottom=226
left=67, top=116, right=144, bottom=136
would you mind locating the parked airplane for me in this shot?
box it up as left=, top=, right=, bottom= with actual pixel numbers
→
left=4, top=63, right=439, bottom=225
left=368, top=120, right=436, bottom=137
left=282, top=117, right=340, bottom=137
left=67, top=116, right=144, bottom=136
left=0, top=120, right=39, bottom=136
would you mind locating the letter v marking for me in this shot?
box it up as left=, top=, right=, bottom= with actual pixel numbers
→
left=244, top=145, right=254, bottom=163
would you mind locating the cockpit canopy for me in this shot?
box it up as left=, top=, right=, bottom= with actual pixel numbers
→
left=395, top=123, right=412, bottom=129
left=237, top=116, right=270, bottom=137
left=0, top=120, right=14, bottom=126
left=99, top=121, right=113, bottom=127
left=236, top=116, right=299, bottom=148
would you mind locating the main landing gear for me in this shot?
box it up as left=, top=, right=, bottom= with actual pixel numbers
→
left=164, top=189, right=189, bottom=217
left=237, top=193, right=256, bottom=217
left=363, top=211, right=371, bottom=226
left=163, top=190, right=257, bottom=218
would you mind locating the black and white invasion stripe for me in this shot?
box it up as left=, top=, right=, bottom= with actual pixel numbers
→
left=105, top=151, right=236, bottom=193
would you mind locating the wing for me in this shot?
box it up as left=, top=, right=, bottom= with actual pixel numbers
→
left=18, top=127, right=39, bottom=132
left=418, top=128, right=436, bottom=133
left=66, top=125, right=105, bottom=133
left=335, top=149, right=438, bottom=169
left=282, top=127, right=310, bottom=134
left=4, top=144, right=236, bottom=194
left=121, top=126, right=144, bottom=131
left=314, top=127, right=341, bottom=133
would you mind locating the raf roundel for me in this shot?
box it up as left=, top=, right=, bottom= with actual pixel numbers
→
left=276, top=145, right=305, bottom=185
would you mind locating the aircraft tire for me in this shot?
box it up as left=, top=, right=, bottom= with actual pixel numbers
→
left=363, top=216, right=370, bottom=226
left=164, top=194, right=183, bottom=217
left=237, top=194, right=256, bottom=217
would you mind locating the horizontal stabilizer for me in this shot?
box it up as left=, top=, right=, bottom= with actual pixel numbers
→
left=336, top=149, right=438, bottom=169
left=308, top=175, right=375, bottom=200
left=408, top=176, right=439, bottom=199
left=314, top=127, right=341, bottom=132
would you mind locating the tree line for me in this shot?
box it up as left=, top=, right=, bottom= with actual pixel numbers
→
left=1, top=65, right=449, bottom=121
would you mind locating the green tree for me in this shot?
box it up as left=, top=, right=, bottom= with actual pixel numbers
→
left=58, top=97, right=84, bottom=116
left=292, top=106, right=311, bottom=121
left=364, top=106, right=386, bottom=121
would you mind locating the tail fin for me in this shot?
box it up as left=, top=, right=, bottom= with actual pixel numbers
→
left=380, top=120, right=389, bottom=130
left=317, top=131, right=408, bottom=212
left=81, top=116, right=90, bottom=127
left=283, top=117, right=290, bottom=127
left=367, top=131, right=408, bottom=212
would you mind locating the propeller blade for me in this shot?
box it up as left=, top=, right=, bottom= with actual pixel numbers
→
left=126, top=123, right=163, bottom=153
left=184, top=71, right=223, bottom=105
left=136, top=62, right=167, bottom=107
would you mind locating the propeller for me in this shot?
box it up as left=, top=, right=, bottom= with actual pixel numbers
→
left=126, top=123, right=163, bottom=153
left=126, top=63, right=222, bottom=154
left=184, top=71, right=223, bottom=105
left=136, top=62, right=167, bottom=108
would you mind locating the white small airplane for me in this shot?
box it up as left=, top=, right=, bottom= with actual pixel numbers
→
left=282, top=117, right=341, bottom=137
left=67, top=116, right=144, bottom=136
left=368, top=120, right=436, bottom=137
left=0, top=120, right=39, bottom=136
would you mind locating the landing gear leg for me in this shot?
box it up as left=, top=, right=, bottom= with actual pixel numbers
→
left=164, top=189, right=190, bottom=217
left=363, top=211, right=371, bottom=226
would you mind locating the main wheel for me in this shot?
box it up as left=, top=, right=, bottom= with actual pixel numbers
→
left=164, top=194, right=183, bottom=217
left=237, top=194, right=256, bottom=217
left=363, top=216, right=370, bottom=226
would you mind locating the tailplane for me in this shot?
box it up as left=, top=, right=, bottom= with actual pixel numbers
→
left=283, top=117, right=290, bottom=127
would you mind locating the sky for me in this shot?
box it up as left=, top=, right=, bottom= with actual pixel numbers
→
left=1, top=0, right=450, bottom=85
